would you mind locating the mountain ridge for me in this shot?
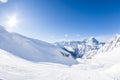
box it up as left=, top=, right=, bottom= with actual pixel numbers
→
left=98, top=34, right=120, bottom=53
left=0, top=25, right=77, bottom=65
left=55, top=37, right=105, bottom=59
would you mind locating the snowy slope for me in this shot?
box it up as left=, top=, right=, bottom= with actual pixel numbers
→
left=90, top=47, right=120, bottom=80
left=0, top=49, right=114, bottom=80
left=55, top=37, right=104, bottom=59
left=92, top=34, right=120, bottom=64
left=90, top=35, right=120, bottom=79
left=92, top=47, right=120, bottom=65
left=0, top=26, right=77, bottom=65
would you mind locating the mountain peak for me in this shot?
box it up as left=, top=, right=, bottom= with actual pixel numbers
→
left=83, top=37, right=99, bottom=45
left=98, top=34, right=120, bottom=53
left=88, top=37, right=97, bottom=41
left=84, top=37, right=96, bottom=41
left=108, top=34, right=120, bottom=43
left=114, top=34, right=120, bottom=39
left=55, top=37, right=104, bottom=58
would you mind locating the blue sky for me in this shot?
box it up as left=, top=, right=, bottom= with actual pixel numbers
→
left=0, top=0, right=120, bottom=42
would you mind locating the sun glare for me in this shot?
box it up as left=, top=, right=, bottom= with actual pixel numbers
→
left=7, top=14, right=18, bottom=28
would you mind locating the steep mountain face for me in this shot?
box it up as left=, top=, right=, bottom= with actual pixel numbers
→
left=92, top=35, right=120, bottom=66
left=55, top=37, right=105, bottom=59
left=0, top=26, right=77, bottom=65
left=97, top=34, right=120, bottom=53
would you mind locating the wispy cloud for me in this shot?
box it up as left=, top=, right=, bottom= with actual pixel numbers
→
left=64, top=34, right=68, bottom=37
left=0, top=0, right=8, bottom=3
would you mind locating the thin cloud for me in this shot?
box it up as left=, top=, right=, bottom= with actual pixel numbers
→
left=0, top=0, right=8, bottom=3
left=64, top=34, right=68, bottom=37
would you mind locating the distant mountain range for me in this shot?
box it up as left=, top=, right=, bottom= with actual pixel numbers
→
left=55, top=35, right=120, bottom=59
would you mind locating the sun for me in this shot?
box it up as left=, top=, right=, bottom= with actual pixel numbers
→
left=7, top=14, right=18, bottom=28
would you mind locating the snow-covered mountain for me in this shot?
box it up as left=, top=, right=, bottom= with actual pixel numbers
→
left=91, top=35, right=120, bottom=75
left=0, top=26, right=120, bottom=80
left=0, top=46, right=119, bottom=80
left=0, top=38, right=120, bottom=80
left=98, top=34, right=120, bottom=53
left=92, top=46, right=120, bottom=65
left=0, top=26, right=77, bottom=65
left=55, top=37, right=105, bottom=59
left=90, top=34, right=120, bottom=69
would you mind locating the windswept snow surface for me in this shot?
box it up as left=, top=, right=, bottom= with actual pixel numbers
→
left=0, top=47, right=120, bottom=80
left=0, top=49, right=113, bottom=80
left=90, top=47, right=120, bottom=80
left=0, top=26, right=77, bottom=65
